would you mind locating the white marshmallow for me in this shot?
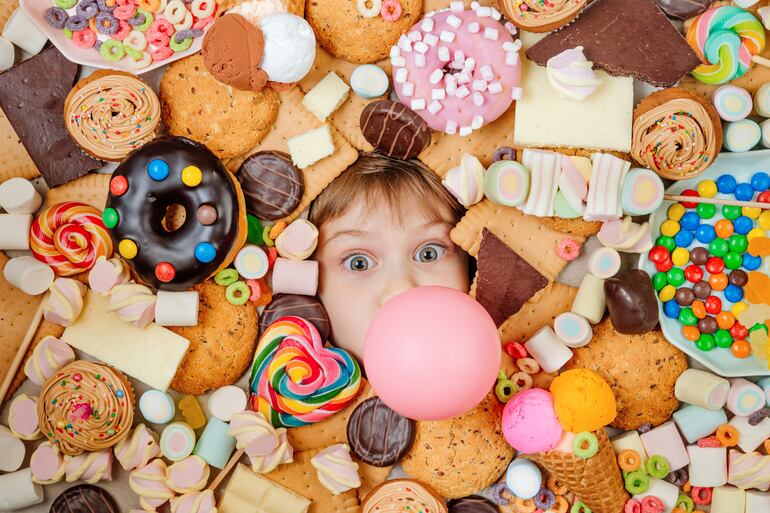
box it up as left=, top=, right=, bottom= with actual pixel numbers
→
left=488, top=82, right=503, bottom=94
left=271, top=258, right=318, bottom=296
left=553, top=312, right=592, bottom=348
left=634, top=478, right=679, bottom=512
left=459, top=126, right=472, bottom=136
left=0, top=178, right=41, bottom=214
left=524, top=326, right=573, bottom=374
left=687, top=445, right=727, bottom=487
left=471, top=115, right=484, bottom=129
left=730, top=415, right=770, bottom=453
left=0, top=425, right=24, bottom=472
left=440, top=30, right=456, bottom=43
left=414, top=42, right=428, bottom=54
left=711, top=486, right=746, bottom=513
left=571, top=273, right=606, bottom=324
left=472, top=93, right=484, bottom=107
left=675, top=368, right=730, bottom=410
left=445, top=120, right=457, bottom=135
left=438, top=47, right=450, bottom=61
left=431, top=88, right=446, bottom=100
left=588, top=247, right=621, bottom=279
left=467, top=21, right=479, bottom=33
left=0, top=36, right=14, bottom=72
left=423, top=33, right=438, bottom=46
left=640, top=421, right=689, bottom=471
left=427, top=101, right=442, bottom=114
left=746, top=490, right=770, bottom=513
left=401, top=82, right=414, bottom=97
left=484, top=27, right=498, bottom=40
left=407, top=30, right=422, bottom=42
left=410, top=99, right=426, bottom=111
left=429, top=69, right=443, bottom=84
left=3, top=256, right=54, bottom=296
left=414, top=54, right=426, bottom=68
left=511, top=86, right=523, bottom=100
left=154, top=290, right=199, bottom=327
left=611, top=431, right=648, bottom=466
left=0, top=214, right=31, bottom=250
left=208, top=385, right=247, bottom=422
left=2, top=9, right=46, bottom=55
left=446, top=15, right=462, bottom=28
left=421, top=17, right=434, bottom=32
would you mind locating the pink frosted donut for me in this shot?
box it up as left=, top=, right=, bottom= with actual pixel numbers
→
left=391, top=4, right=521, bottom=135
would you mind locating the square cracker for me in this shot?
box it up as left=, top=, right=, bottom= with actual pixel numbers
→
left=0, top=0, right=18, bottom=31
left=224, top=87, right=359, bottom=224
left=497, top=281, right=578, bottom=344
left=46, top=173, right=111, bottom=209
left=0, top=108, right=39, bottom=181
left=265, top=449, right=359, bottom=513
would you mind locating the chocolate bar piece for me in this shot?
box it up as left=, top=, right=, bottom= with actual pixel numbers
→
left=0, top=47, right=102, bottom=187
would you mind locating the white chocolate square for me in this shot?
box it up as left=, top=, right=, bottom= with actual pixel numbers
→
left=301, top=71, right=350, bottom=122
left=287, top=125, right=335, bottom=169
left=219, top=464, right=310, bottom=513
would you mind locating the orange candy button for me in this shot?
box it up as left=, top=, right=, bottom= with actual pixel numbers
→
left=709, top=273, right=728, bottom=292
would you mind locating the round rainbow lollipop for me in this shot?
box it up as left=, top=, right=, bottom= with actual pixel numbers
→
left=248, top=316, right=362, bottom=428
left=686, top=6, right=766, bottom=85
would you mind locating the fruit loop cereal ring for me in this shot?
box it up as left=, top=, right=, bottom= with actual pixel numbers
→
left=191, top=0, right=214, bottom=18
left=493, top=146, right=516, bottom=162
left=45, top=7, right=68, bottom=28
left=248, top=316, right=362, bottom=428
left=72, top=28, right=97, bottom=48
left=214, top=268, right=238, bottom=286
left=76, top=0, right=98, bottom=19
left=495, top=374, right=517, bottom=403
left=510, top=371, right=533, bottom=390
left=547, top=476, right=568, bottom=495
left=645, top=455, right=670, bottom=479
left=66, top=15, right=88, bottom=31
left=113, top=4, right=136, bottom=19
left=572, top=431, right=599, bottom=459
left=556, top=238, right=581, bottom=261
left=641, top=496, right=665, bottom=513
left=139, top=0, right=160, bottom=11
left=697, top=436, right=721, bottom=448
left=514, top=498, right=536, bottom=513
left=169, top=34, right=192, bottom=52
left=163, top=0, right=186, bottom=23
left=571, top=500, right=592, bottom=513
left=151, top=45, right=173, bottom=61
left=504, top=341, right=527, bottom=359
left=225, top=281, right=250, bottom=305
left=686, top=6, right=766, bottom=85
left=516, top=357, right=540, bottom=375
left=126, top=51, right=152, bottom=69
left=356, top=0, right=381, bottom=17
left=618, top=449, right=641, bottom=472
left=98, top=0, right=117, bottom=11
left=174, top=10, right=192, bottom=30
left=665, top=467, right=689, bottom=487
left=553, top=496, right=569, bottom=513
left=147, top=18, right=174, bottom=39
left=245, top=279, right=262, bottom=302
left=490, top=483, right=510, bottom=506
left=533, top=487, right=556, bottom=510
left=676, top=494, right=695, bottom=513
left=625, top=471, right=650, bottom=495
left=100, top=39, right=125, bottom=61
left=749, top=408, right=770, bottom=426
left=716, top=424, right=739, bottom=446
left=129, top=9, right=152, bottom=29
left=380, top=0, right=402, bottom=21
left=691, top=487, right=712, bottom=505
left=30, top=202, right=113, bottom=277
left=124, top=30, right=147, bottom=50
left=112, top=20, right=131, bottom=40
left=625, top=499, right=642, bottom=513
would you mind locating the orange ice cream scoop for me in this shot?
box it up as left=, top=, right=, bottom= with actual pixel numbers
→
left=550, top=368, right=617, bottom=432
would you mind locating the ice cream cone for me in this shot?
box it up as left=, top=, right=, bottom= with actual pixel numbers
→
left=525, top=430, right=627, bottom=513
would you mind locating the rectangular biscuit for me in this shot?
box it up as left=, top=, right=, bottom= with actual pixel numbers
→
left=46, top=173, right=112, bottom=209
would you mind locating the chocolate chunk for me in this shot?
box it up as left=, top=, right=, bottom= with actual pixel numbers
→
left=51, top=484, right=118, bottom=513
left=347, top=396, right=415, bottom=467
left=655, top=0, right=710, bottom=20
left=448, top=496, right=501, bottom=513
left=360, top=100, right=431, bottom=160
left=690, top=247, right=709, bottom=265
left=259, top=294, right=331, bottom=342
left=237, top=150, right=305, bottom=221
left=0, top=47, right=102, bottom=187
left=526, top=0, right=702, bottom=87
left=675, top=287, right=695, bottom=306
left=604, top=269, right=659, bottom=334
left=476, top=228, right=549, bottom=326
left=698, top=316, right=717, bottom=334
left=693, top=280, right=711, bottom=299
left=729, top=269, right=748, bottom=287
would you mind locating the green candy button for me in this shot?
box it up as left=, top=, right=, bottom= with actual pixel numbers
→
left=102, top=208, right=118, bottom=229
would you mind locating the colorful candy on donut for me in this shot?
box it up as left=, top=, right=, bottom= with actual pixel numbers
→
left=104, top=137, right=247, bottom=291
left=390, top=3, right=522, bottom=135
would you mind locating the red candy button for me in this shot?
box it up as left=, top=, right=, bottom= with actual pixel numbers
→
left=155, top=262, right=176, bottom=282
left=730, top=322, right=748, bottom=341
left=110, top=175, right=128, bottom=196
left=680, top=189, right=700, bottom=208
left=655, top=259, right=673, bottom=273
left=685, top=264, right=704, bottom=283
left=758, top=190, right=770, bottom=203
left=648, top=246, right=670, bottom=264
left=705, top=257, right=725, bottom=274
left=705, top=296, right=722, bottom=315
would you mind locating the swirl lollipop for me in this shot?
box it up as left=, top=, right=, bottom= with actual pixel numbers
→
left=30, top=202, right=113, bottom=276
left=686, top=6, right=766, bottom=84
left=249, top=316, right=362, bottom=428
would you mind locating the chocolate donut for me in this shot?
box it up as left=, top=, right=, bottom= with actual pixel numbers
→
left=104, top=137, right=246, bottom=290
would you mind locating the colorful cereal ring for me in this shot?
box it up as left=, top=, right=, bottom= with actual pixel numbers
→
left=572, top=431, right=599, bottom=459
left=72, top=28, right=97, bottom=48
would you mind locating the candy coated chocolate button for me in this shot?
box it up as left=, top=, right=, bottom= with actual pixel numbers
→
left=182, top=165, right=202, bottom=187
left=51, top=484, right=119, bottom=513
left=197, top=205, right=218, bottom=225
left=693, top=281, right=711, bottom=299
left=148, top=158, right=169, bottom=181
left=360, top=100, right=431, bottom=160
left=194, top=242, right=217, bottom=263
left=347, top=396, right=415, bottom=467
left=155, top=262, right=176, bottom=282
left=119, top=239, right=137, bottom=259
left=690, top=247, right=709, bottom=265
left=109, top=175, right=128, bottom=196
left=698, top=316, right=718, bottom=335
left=729, top=269, right=748, bottom=287
left=102, top=207, right=118, bottom=229
left=675, top=287, right=695, bottom=306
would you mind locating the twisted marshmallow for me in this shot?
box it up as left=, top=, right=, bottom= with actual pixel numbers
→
left=30, top=442, right=65, bottom=484
left=88, top=255, right=130, bottom=295
left=114, top=423, right=161, bottom=471
left=108, top=282, right=156, bottom=328
left=43, top=277, right=87, bottom=326
left=23, top=336, right=75, bottom=386
left=310, top=444, right=361, bottom=495
left=170, top=490, right=218, bottom=513
left=64, top=449, right=113, bottom=483
left=129, top=458, right=175, bottom=511
left=166, top=455, right=210, bottom=493
left=227, top=410, right=293, bottom=473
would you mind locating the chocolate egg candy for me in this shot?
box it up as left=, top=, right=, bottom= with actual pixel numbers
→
left=675, top=287, right=695, bottom=306
left=690, top=247, right=709, bottom=266
left=51, top=485, right=118, bottom=513
left=729, top=269, right=748, bottom=287
left=604, top=269, right=659, bottom=334
left=654, top=0, right=711, bottom=20
left=697, top=316, right=718, bottom=335
left=347, top=396, right=415, bottom=467
left=360, top=100, right=431, bottom=160
left=693, top=280, right=711, bottom=299
left=259, top=294, right=331, bottom=342
left=237, top=151, right=305, bottom=221
left=448, top=495, right=500, bottom=513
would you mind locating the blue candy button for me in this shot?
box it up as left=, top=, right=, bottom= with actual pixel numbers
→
left=751, top=171, right=770, bottom=192
left=716, top=174, right=737, bottom=194
left=734, top=183, right=755, bottom=201
left=194, top=242, right=217, bottom=263
left=695, top=224, right=716, bottom=243
left=148, top=159, right=169, bottom=181
left=724, top=284, right=744, bottom=303
left=733, top=216, right=753, bottom=235
left=680, top=212, right=700, bottom=231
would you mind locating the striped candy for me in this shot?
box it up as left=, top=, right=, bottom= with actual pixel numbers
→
left=687, top=6, right=766, bottom=85
left=249, top=316, right=362, bottom=428
left=30, top=202, right=113, bottom=277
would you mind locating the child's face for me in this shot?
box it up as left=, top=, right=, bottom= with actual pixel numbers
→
left=315, top=199, right=469, bottom=363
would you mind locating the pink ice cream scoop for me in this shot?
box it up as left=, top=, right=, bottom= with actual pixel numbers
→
left=502, top=388, right=563, bottom=454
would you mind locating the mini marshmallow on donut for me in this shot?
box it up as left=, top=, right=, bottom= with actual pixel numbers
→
left=391, top=5, right=522, bottom=135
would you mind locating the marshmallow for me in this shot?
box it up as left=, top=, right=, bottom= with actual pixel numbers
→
left=711, top=486, right=746, bottom=513
left=728, top=449, right=770, bottom=491
left=758, top=376, right=770, bottom=405
left=161, top=422, right=196, bottom=462
left=505, top=458, right=541, bottom=500
left=0, top=178, right=41, bottom=214
left=687, top=445, right=727, bottom=487
left=755, top=82, right=770, bottom=117
left=571, top=273, right=606, bottom=324
left=271, top=258, right=318, bottom=296
left=523, top=326, right=573, bottom=374
left=520, top=149, right=560, bottom=217
left=0, top=425, right=24, bottom=472
left=746, top=490, right=770, bottom=513
left=275, top=219, right=318, bottom=261
left=3, top=256, right=54, bottom=296
left=0, top=36, right=13, bottom=72
left=730, top=415, right=770, bottom=453
left=0, top=214, right=31, bottom=250
left=139, top=389, right=176, bottom=425
left=713, top=84, right=753, bottom=122
left=735, top=0, right=760, bottom=8
left=726, top=378, right=766, bottom=416
left=350, top=64, right=389, bottom=99
left=672, top=404, right=727, bottom=444
left=584, top=153, right=630, bottom=222
left=611, top=431, right=648, bottom=466
left=675, top=368, right=730, bottom=410
left=193, top=418, right=236, bottom=469
left=640, top=421, right=689, bottom=471
left=634, top=477, right=679, bottom=512
left=553, top=312, right=592, bottom=348
left=0, top=468, right=43, bottom=510
left=207, top=385, right=247, bottom=422
left=234, top=245, right=269, bottom=280
left=588, top=247, right=621, bottom=279
left=154, top=290, right=199, bottom=327
left=442, top=154, right=485, bottom=207
left=2, top=8, right=46, bottom=55
left=724, top=119, right=761, bottom=152
left=620, top=167, right=664, bottom=216
left=761, top=119, right=770, bottom=149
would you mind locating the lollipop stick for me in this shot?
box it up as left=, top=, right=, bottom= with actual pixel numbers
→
left=208, top=448, right=245, bottom=491
left=753, top=55, right=770, bottom=69
left=0, top=295, right=46, bottom=406
left=664, top=194, right=769, bottom=210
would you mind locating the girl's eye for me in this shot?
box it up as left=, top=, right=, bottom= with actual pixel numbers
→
left=344, top=254, right=374, bottom=272
left=415, top=243, right=445, bottom=263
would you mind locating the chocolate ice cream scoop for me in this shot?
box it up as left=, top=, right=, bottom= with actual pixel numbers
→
left=202, top=13, right=268, bottom=91
left=604, top=269, right=659, bottom=334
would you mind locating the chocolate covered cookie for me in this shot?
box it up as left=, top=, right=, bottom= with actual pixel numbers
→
left=448, top=495, right=500, bottom=513
left=347, top=397, right=415, bottom=467
left=360, top=100, right=431, bottom=160
left=259, top=294, right=331, bottom=342
left=655, top=0, right=710, bottom=20
left=237, top=151, right=305, bottom=221
left=51, top=485, right=118, bottom=513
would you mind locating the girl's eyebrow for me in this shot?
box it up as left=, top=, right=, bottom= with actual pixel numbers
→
left=324, top=229, right=374, bottom=245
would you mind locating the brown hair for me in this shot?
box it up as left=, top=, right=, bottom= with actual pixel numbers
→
left=310, top=153, right=465, bottom=228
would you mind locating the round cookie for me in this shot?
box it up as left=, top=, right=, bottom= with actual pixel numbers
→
left=237, top=151, right=305, bottom=221
left=347, top=396, right=416, bottom=467
left=400, top=392, right=514, bottom=499
left=51, top=485, right=119, bottom=513
left=361, top=478, right=448, bottom=513
left=169, top=281, right=258, bottom=395
left=305, top=0, right=423, bottom=64
left=564, top=318, right=688, bottom=430
left=160, top=54, right=279, bottom=159
left=448, top=495, right=500, bottom=513
left=259, top=294, right=331, bottom=342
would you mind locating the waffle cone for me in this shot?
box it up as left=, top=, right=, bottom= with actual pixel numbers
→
left=525, top=430, right=628, bottom=513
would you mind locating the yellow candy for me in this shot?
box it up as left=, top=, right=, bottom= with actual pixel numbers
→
left=750, top=330, right=768, bottom=362
left=660, top=220, right=680, bottom=237
left=659, top=285, right=676, bottom=302
left=733, top=302, right=749, bottom=317
left=748, top=228, right=766, bottom=242
left=743, top=206, right=762, bottom=219
left=177, top=395, right=206, bottom=430
left=671, top=248, right=690, bottom=267
left=667, top=204, right=685, bottom=221
left=118, top=239, right=137, bottom=259
left=181, top=166, right=202, bottom=187
left=759, top=210, right=770, bottom=230
left=697, top=180, right=718, bottom=198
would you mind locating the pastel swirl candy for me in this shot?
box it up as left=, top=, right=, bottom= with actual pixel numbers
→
left=310, top=444, right=361, bottom=495
left=30, top=442, right=65, bottom=485
left=43, top=278, right=87, bottom=326
left=23, top=336, right=75, bottom=386
left=108, top=282, right=156, bottom=328
left=249, top=316, right=362, bottom=428
left=170, top=490, right=218, bottom=513
left=227, top=410, right=294, bottom=473
left=442, top=154, right=485, bottom=208
left=30, top=202, right=113, bottom=277
left=88, top=255, right=130, bottom=295
left=500, top=0, right=588, bottom=32
left=166, top=455, right=210, bottom=493
left=686, top=6, right=766, bottom=84
left=546, top=46, right=602, bottom=101
left=114, top=423, right=161, bottom=471
left=64, top=449, right=113, bottom=483
left=129, top=458, right=175, bottom=511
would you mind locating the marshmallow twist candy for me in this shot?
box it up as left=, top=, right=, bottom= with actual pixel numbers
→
left=30, top=202, right=113, bottom=276
left=687, top=6, right=766, bottom=84
left=227, top=410, right=293, bottom=473
left=249, top=316, right=362, bottom=428
left=129, top=458, right=175, bottom=511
